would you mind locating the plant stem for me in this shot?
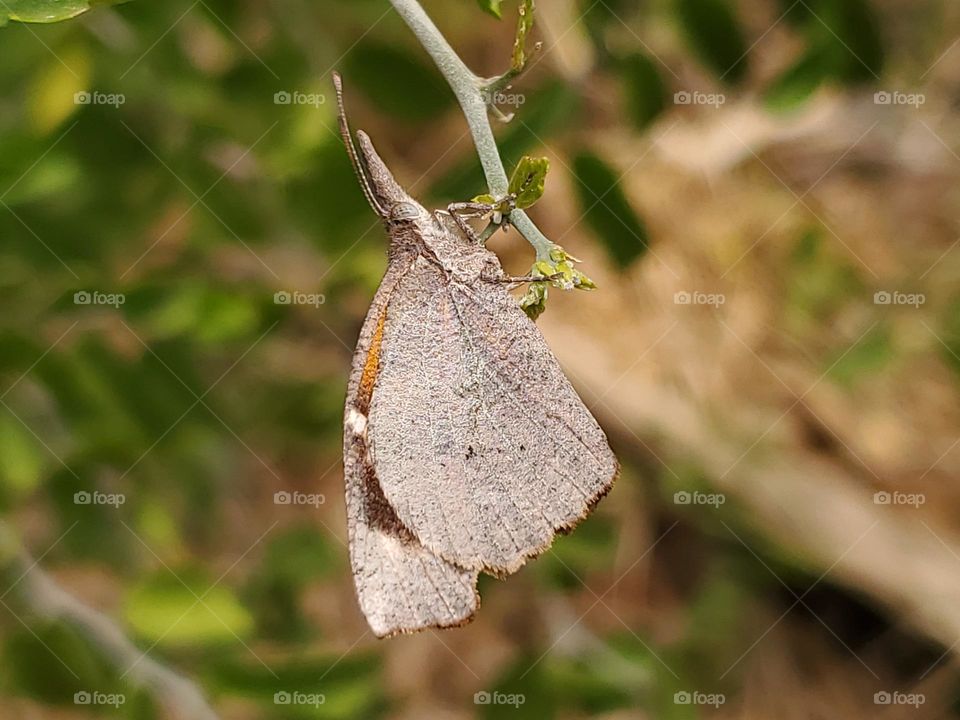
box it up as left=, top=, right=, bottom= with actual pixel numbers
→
left=388, top=0, right=556, bottom=260
left=0, top=522, right=220, bottom=719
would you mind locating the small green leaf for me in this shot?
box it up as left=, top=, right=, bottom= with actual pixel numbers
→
left=511, top=0, right=536, bottom=71
left=519, top=248, right=596, bottom=318
left=477, top=0, right=503, bottom=19
left=520, top=282, right=548, bottom=321
left=532, top=260, right=554, bottom=278
left=508, top=155, right=549, bottom=209
left=546, top=248, right=597, bottom=290
left=1, top=0, right=124, bottom=25
left=471, top=193, right=497, bottom=205
left=576, top=272, right=597, bottom=289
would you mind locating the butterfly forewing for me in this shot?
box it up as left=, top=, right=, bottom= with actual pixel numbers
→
left=366, top=254, right=618, bottom=576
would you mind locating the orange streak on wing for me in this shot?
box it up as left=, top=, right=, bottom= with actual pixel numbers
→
left=356, top=310, right=386, bottom=413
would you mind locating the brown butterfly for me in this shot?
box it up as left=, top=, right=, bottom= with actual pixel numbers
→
left=335, top=72, right=618, bottom=638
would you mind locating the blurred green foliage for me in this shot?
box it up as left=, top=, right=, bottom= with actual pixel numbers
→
left=766, top=0, right=884, bottom=109
left=675, top=0, right=749, bottom=84
left=572, top=152, right=649, bottom=269
left=786, top=229, right=863, bottom=332
left=941, top=296, right=960, bottom=379
left=620, top=53, right=668, bottom=130
left=0, top=0, right=922, bottom=717
left=345, top=41, right=454, bottom=123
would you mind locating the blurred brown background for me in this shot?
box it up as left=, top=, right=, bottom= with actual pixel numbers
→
left=0, top=0, right=958, bottom=717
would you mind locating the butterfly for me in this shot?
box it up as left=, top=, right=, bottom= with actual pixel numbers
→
left=334, top=73, right=618, bottom=637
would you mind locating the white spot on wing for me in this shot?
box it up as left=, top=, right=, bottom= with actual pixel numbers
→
left=346, top=406, right=368, bottom=436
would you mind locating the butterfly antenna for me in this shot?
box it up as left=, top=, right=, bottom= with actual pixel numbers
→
left=332, top=72, right=387, bottom=218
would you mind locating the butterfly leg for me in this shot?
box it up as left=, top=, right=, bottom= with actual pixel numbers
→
left=483, top=271, right=562, bottom=289
left=436, top=202, right=493, bottom=244
left=437, top=197, right=515, bottom=244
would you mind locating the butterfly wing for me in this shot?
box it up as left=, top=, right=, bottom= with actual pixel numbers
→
left=344, top=435, right=479, bottom=637
left=344, top=255, right=479, bottom=637
left=367, top=255, right=618, bottom=576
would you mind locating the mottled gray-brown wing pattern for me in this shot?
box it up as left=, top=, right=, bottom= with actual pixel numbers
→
left=343, top=435, right=479, bottom=638
left=344, top=254, right=479, bottom=638
left=367, top=255, right=618, bottom=576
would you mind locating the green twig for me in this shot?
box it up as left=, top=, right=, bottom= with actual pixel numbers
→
left=478, top=221, right=500, bottom=244
left=388, top=0, right=556, bottom=260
